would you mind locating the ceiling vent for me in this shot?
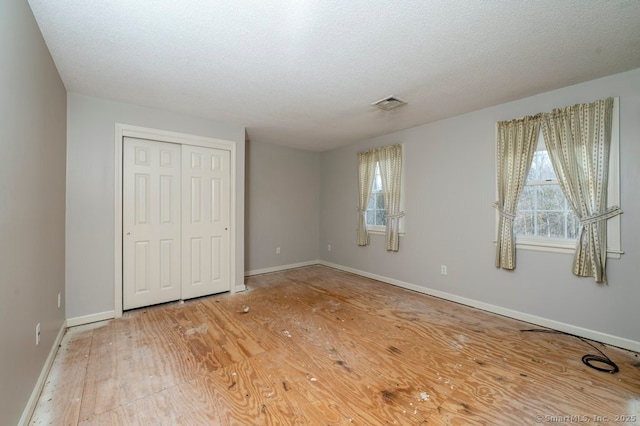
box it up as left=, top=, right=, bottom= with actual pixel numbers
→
left=371, top=96, right=407, bottom=111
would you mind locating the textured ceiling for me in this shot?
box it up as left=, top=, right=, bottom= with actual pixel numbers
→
left=29, top=0, right=640, bottom=151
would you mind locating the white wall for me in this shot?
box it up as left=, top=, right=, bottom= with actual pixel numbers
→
left=245, top=140, right=320, bottom=272
left=0, top=1, right=67, bottom=423
left=320, top=69, right=640, bottom=348
left=66, top=93, right=245, bottom=320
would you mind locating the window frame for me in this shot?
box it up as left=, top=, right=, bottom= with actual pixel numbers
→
left=495, top=97, right=622, bottom=258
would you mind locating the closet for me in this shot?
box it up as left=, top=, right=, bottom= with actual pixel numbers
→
left=122, top=137, right=230, bottom=310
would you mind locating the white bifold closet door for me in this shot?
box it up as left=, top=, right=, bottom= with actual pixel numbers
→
left=123, top=137, right=230, bottom=310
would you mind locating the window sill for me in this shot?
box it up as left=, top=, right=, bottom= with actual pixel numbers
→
left=493, top=238, right=623, bottom=259
left=368, top=228, right=405, bottom=237
left=516, top=239, right=575, bottom=255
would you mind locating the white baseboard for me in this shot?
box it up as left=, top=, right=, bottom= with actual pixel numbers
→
left=66, top=310, right=115, bottom=327
left=18, top=320, right=67, bottom=426
left=245, top=260, right=320, bottom=277
left=234, top=284, right=247, bottom=292
left=319, top=260, right=640, bottom=353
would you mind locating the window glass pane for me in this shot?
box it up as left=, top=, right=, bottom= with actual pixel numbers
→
left=535, top=211, right=551, bottom=237
left=367, top=195, right=375, bottom=210
left=537, top=212, right=565, bottom=238
left=376, top=210, right=386, bottom=226
left=514, top=211, right=534, bottom=236
left=518, top=186, right=535, bottom=210
left=366, top=209, right=375, bottom=225
left=376, top=192, right=385, bottom=209
left=538, top=185, right=566, bottom=210
left=527, top=150, right=556, bottom=182
left=372, top=163, right=382, bottom=191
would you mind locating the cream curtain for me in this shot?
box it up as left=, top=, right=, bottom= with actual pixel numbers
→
left=540, top=97, right=621, bottom=283
left=377, top=144, right=404, bottom=251
left=494, top=115, right=540, bottom=270
left=356, top=149, right=377, bottom=246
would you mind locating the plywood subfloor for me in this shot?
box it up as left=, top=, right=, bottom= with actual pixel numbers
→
left=31, top=266, right=640, bottom=425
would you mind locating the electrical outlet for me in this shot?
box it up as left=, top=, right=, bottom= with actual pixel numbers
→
left=441, top=265, right=448, bottom=275
left=276, top=247, right=281, bottom=254
left=57, top=292, right=61, bottom=309
left=36, top=323, right=41, bottom=346
left=327, top=244, right=332, bottom=252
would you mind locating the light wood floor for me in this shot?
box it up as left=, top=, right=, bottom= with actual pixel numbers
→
left=31, top=266, right=640, bottom=425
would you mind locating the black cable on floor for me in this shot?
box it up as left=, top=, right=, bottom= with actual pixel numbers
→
left=520, top=328, right=619, bottom=374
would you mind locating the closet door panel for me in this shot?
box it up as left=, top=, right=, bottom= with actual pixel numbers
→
left=181, top=145, right=230, bottom=299
left=123, top=138, right=181, bottom=310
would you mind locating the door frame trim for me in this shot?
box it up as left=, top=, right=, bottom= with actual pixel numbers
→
left=114, top=123, right=237, bottom=318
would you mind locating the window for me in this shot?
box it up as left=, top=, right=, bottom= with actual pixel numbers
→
left=356, top=143, right=405, bottom=249
left=366, top=162, right=386, bottom=230
left=515, top=137, right=580, bottom=242
left=510, top=98, right=622, bottom=257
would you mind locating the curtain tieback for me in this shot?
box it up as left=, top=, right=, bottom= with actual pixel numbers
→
left=386, top=211, right=405, bottom=220
left=493, top=202, right=516, bottom=221
left=579, top=206, right=622, bottom=226
left=357, top=208, right=367, bottom=216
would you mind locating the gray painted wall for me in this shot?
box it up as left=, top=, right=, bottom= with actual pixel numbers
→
left=245, top=140, right=320, bottom=272
left=0, top=1, right=67, bottom=423
left=66, top=93, right=245, bottom=319
left=320, top=69, right=640, bottom=345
